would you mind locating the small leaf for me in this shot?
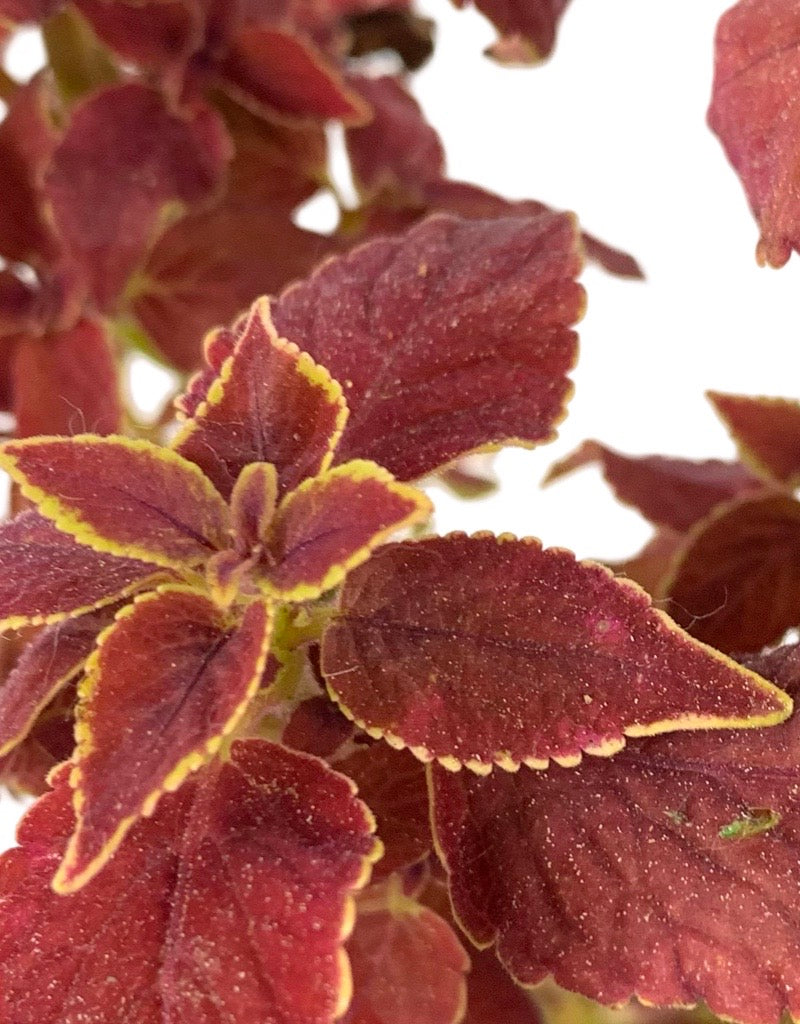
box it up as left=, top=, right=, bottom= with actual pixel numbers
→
left=346, top=75, right=445, bottom=201
left=1, top=740, right=380, bottom=1023
left=323, top=533, right=791, bottom=772
left=174, top=297, right=348, bottom=499
left=429, top=644, right=800, bottom=1024
left=544, top=439, right=764, bottom=533
left=0, top=510, right=157, bottom=629
left=261, top=460, right=432, bottom=602
left=272, top=212, right=585, bottom=481
left=342, top=877, right=470, bottom=1024
left=709, top=0, right=800, bottom=267
left=708, top=390, right=800, bottom=486
left=0, top=434, right=231, bottom=570
left=662, top=492, right=800, bottom=653
left=12, top=317, right=121, bottom=437
left=0, top=606, right=113, bottom=758
left=218, top=26, right=370, bottom=125
left=336, top=743, right=431, bottom=880
left=451, top=0, right=572, bottom=64
left=46, top=82, right=230, bottom=309
left=230, top=461, right=278, bottom=554
left=54, top=588, right=272, bottom=893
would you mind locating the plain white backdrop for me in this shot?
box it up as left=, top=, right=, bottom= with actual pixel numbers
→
left=2, top=0, right=798, bottom=849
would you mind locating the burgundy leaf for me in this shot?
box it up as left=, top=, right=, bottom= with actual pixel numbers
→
left=273, top=213, right=585, bottom=481
left=323, top=533, right=791, bottom=771
left=1, top=740, right=380, bottom=1022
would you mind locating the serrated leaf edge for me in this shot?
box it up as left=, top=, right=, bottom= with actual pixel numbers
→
left=52, top=585, right=274, bottom=894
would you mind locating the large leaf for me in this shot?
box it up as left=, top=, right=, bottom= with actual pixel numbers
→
left=544, top=440, right=764, bottom=533
left=0, top=509, right=156, bottom=629
left=708, top=0, right=800, bottom=267
left=0, top=740, right=380, bottom=1022
left=322, top=534, right=791, bottom=772
left=0, top=606, right=112, bottom=758
left=12, top=317, right=121, bottom=437
left=272, top=213, right=585, bottom=481
left=174, top=297, right=348, bottom=499
left=451, top=0, right=572, bottom=64
left=46, top=83, right=230, bottom=309
left=0, top=434, right=231, bottom=570
left=708, top=390, right=800, bottom=487
left=55, top=587, right=272, bottom=893
left=260, top=460, right=432, bottom=601
left=430, top=643, right=800, bottom=1024
left=342, top=878, right=470, bottom=1024
left=663, top=492, right=800, bottom=654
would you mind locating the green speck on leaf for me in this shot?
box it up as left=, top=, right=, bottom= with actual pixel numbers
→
left=718, top=807, right=780, bottom=840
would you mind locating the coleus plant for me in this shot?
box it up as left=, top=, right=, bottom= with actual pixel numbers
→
left=2, top=1, right=800, bottom=1024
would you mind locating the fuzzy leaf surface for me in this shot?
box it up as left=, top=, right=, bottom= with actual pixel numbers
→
left=0, top=607, right=112, bottom=758
left=1, top=435, right=231, bottom=570
left=174, top=298, right=347, bottom=499
left=342, top=879, right=470, bottom=1024
left=663, top=492, right=800, bottom=653
left=430, top=644, right=800, bottom=1024
left=261, top=461, right=432, bottom=601
left=273, top=213, right=584, bottom=481
left=46, top=83, right=229, bottom=308
left=544, top=440, right=764, bottom=533
left=336, top=743, right=431, bottom=879
left=55, top=588, right=272, bottom=893
left=708, top=390, right=800, bottom=486
left=323, top=534, right=791, bottom=771
left=0, top=510, right=155, bottom=628
left=709, top=0, right=800, bottom=267
left=0, top=740, right=379, bottom=1023
left=12, top=317, right=121, bottom=437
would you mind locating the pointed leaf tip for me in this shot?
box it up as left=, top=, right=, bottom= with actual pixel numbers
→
left=323, top=533, right=790, bottom=773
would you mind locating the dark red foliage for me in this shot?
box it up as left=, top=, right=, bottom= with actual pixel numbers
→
left=0, top=5, right=797, bottom=1023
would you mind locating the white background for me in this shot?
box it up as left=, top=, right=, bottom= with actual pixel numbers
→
left=3, top=0, right=799, bottom=848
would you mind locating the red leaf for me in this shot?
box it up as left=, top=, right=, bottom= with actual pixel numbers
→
left=218, top=26, right=370, bottom=124
left=607, top=529, right=683, bottom=599
left=708, top=390, right=800, bottom=486
left=429, top=646, right=800, bottom=1024
left=174, top=297, right=348, bottom=499
left=662, top=492, right=800, bottom=654
left=451, top=0, right=571, bottom=63
left=260, top=460, right=432, bottom=601
left=0, top=740, right=380, bottom=1022
left=342, top=877, right=470, bottom=1024
left=273, top=213, right=585, bottom=481
left=708, top=0, right=800, bottom=267
left=12, top=317, right=122, bottom=437
left=544, top=439, right=765, bottom=533
left=0, top=0, right=61, bottom=21
left=336, top=743, right=431, bottom=879
left=46, top=83, right=230, bottom=309
left=322, top=534, right=791, bottom=772
left=0, top=75, right=60, bottom=268
left=1, top=434, right=231, bottom=571
left=0, top=607, right=112, bottom=759
left=283, top=694, right=355, bottom=757
left=0, top=510, right=156, bottom=629
left=130, top=102, right=330, bottom=370
left=55, top=588, right=272, bottom=893
left=0, top=689, right=75, bottom=796
left=74, top=0, right=198, bottom=76
left=346, top=75, right=445, bottom=201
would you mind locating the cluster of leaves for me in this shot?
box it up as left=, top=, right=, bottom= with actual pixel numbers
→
left=1, top=1, right=800, bottom=1023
